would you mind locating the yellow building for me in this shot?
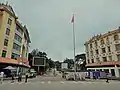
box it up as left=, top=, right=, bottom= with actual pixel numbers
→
left=85, top=27, right=120, bottom=77
left=0, top=3, right=31, bottom=70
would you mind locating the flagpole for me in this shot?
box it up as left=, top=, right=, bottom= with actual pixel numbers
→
left=72, top=14, right=76, bottom=80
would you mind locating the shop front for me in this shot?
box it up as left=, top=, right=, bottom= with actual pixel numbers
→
left=86, top=61, right=120, bottom=78
left=0, top=57, right=30, bottom=76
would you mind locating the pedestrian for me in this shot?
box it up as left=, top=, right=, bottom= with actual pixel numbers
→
left=25, top=72, right=29, bottom=83
left=19, top=72, right=22, bottom=82
left=11, top=72, right=14, bottom=83
left=0, top=71, right=4, bottom=84
left=18, top=72, right=21, bottom=82
left=106, top=73, right=109, bottom=83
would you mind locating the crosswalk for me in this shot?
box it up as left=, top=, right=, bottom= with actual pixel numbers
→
left=0, top=81, right=97, bottom=85
left=0, top=81, right=117, bottom=85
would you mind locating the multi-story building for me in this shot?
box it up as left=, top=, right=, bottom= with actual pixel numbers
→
left=85, top=27, right=120, bottom=77
left=0, top=3, right=31, bottom=72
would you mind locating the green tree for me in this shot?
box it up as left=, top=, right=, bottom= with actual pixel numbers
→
left=63, top=58, right=74, bottom=69
left=54, top=61, right=61, bottom=71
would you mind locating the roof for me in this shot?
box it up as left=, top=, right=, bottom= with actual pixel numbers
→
left=0, top=3, right=18, bottom=19
left=23, top=25, right=31, bottom=43
left=85, top=28, right=120, bottom=44
left=86, top=61, right=120, bottom=67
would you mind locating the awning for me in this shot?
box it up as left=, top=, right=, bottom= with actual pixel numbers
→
left=0, top=57, right=18, bottom=64
left=86, top=61, right=120, bottom=67
left=0, top=57, right=30, bottom=68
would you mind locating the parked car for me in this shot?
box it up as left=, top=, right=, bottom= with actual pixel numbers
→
left=28, top=69, right=37, bottom=78
left=65, top=72, right=75, bottom=80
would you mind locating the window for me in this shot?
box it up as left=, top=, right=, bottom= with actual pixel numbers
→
left=6, top=28, right=10, bottom=36
left=91, top=59, right=94, bottom=63
left=96, top=49, right=99, bottom=54
left=96, top=69, right=100, bottom=71
left=4, top=39, right=8, bottom=46
left=26, top=53, right=27, bottom=57
left=11, top=53, right=20, bottom=60
left=95, top=41, right=97, bottom=46
left=90, top=43, right=92, bottom=48
left=115, top=44, right=120, bottom=51
left=101, top=39, right=104, bottom=45
left=106, top=37, right=109, bottom=43
left=104, top=69, right=109, bottom=73
left=114, top=34, right=119, bottom=41
left=86, top=45, right=89, bottom=51
left=103, top=57, right=107, bottom=62
left=13, top=43, right=21, bottom=51
left=16, top=24, right=23, bottom=35
left=7, top=18, right=12, bottom=25
left=111, top=69, right=115, bottom=76
left=108, top=46, right=111, bottom=52
left=108, top=56, right=112, bottom=61
left=96, top=58, right=100, bottom=63
left=87, top=59, right=90, bottom=63
left=87, top=52, right=89, bottom=57
left=14, top=33, right=22, bottom=43
left=117, top=54, right=120, bottom=61
left=90, top=51, right=93, bottom=56
left=102, top=48, right=106, bottom=53
left=2, top=50, right=7, bottom=57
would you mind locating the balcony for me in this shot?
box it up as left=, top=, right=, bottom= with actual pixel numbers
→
left=15, top=30, right=23, bottom=38
left=102, top=53, right=106, bottom=57
left=12, top=49, right=21, bottom=55
left=116, top=50, right=120, bottom=54
left=114, top=40, right=119, bottom=44
left=14, top=39, right=22, bottom=46
left=106, top=42, right=110, bottom=46
left=108, top=52, right=112, bottom=55
left=101, top=44, right=105, bottom=48
left=94, top=46, right=98, bottom=50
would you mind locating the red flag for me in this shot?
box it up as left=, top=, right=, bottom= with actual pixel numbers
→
left=71, top=15, right=74, bottom=23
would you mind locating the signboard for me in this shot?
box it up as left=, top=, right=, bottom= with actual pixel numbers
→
left=61, top=63, right=68, bottom=69
left=33, top=57, right=46, bottom=66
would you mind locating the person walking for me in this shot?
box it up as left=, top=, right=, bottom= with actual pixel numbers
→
left=0, top=71, right=4, bottom=84
left=11, top=72, right=14, bottom=83
left=106, top=73, right=110, bottom=83
left=25, top=72, right=29, bottom=83
left=18, top=72, right=21, bottom=82
left=19, top=72, right=22, bottom=82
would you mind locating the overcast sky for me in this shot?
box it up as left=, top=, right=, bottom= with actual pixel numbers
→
left=1, top=0, right=120, bottom=61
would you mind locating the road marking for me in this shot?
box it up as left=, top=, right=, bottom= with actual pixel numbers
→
left=41, top=81, right=44, bottom=84
left=48, top=81, right=51, bottom=84
left=18, top=82, right=24, bottom=84
left=73, top=81, right=79, bottom=84
left=60, top=81, right=65, bottom=84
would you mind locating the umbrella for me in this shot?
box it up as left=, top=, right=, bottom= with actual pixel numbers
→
left=4, top=66, right=16, bottom=70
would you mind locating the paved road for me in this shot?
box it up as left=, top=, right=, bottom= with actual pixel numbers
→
left=0, top=76, right=120, bottom=90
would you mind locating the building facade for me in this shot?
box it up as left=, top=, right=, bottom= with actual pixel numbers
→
left=85, top=27, right=120, bottom=77
left=0, top=3, right=31, bottom=71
